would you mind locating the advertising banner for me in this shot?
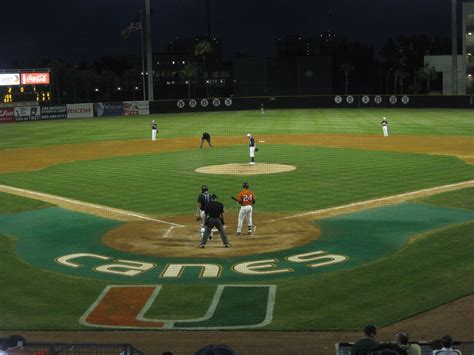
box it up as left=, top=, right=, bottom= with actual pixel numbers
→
left=41, top=105, right=67, bottom=120
left=0, top=107, right=15, bottom=123
left=94, top=102, right=123, bottom=117
left=67, top=103, right=94, bottom=119
left=21, top=72, right=50, bottom=85
left=123, top=101, right=149, bottom=115
left=0, top=73, right=20, bottom=86
left=14, top=105, right=41, bottom=121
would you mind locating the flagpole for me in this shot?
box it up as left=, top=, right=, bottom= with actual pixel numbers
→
left=145, top=0, right=154, bottom=101
left=140, top=10, right=146, bottom=100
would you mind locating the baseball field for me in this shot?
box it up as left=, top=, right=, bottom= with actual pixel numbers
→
left=0, top=108, right=473, bottom=352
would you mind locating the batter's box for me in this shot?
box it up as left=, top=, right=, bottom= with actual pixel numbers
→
left=80, top=284, right=276, bottom=329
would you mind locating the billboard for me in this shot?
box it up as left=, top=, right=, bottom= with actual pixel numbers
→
left=21, top=72, right=50, bottom=85
left=67, top=103, right=94, bottom=119
left=123, top=101, right=149, bottom=115
left=14, top=105, right=41, bottom=121
left=0, top=107, right=15, bottom=123
left=94, top=102, right=123, bottom=117
left=41, top=105, right=67, bottom=120
left=0, top=73, right=20, bottom=86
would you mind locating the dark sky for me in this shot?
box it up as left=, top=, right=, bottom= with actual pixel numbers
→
left=0, top=0, right=457, bottom=67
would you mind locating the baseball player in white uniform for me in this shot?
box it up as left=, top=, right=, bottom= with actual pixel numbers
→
left=247, top=133, right=256, bottom=165
left=151, top=120, right=158, bottom=141
left=381, top=117, right=389, bottom=137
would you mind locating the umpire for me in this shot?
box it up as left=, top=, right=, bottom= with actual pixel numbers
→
left=200, top=194, right=231, bottom=248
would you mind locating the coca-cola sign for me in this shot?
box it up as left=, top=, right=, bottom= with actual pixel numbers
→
left=0, top=73, right=20, bottom=86
left=21, top=72, right=50, bottom=85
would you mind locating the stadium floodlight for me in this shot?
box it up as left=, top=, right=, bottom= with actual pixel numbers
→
left=117, top=87, right=121, bottom=91
left=135, top=86, right=139, bottom=90
left=469, top=32, right=473, bottom=36
left=468, top=74, right=472, bottom=77
left=94, top=88, right=99, bottom=92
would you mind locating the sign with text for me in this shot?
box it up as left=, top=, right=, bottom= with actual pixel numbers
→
left=0, top=108, right=15, bottom=123
left=123, top=101, right=149, bottom=115
left=21, top=72, right=50, bottom=85
left=14, top=105, right=41, bottom=121
left=0, top=73, right=20, bottom=86
left=67, top=103, right=94, bottom=119
left=41, top=105, right=67, bottom=119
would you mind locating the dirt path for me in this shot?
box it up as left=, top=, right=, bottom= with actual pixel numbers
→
left=1, top=134, right=473, bottom=174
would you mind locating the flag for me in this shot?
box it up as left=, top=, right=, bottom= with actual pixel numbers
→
left=121, top=16, right=142, bottom=39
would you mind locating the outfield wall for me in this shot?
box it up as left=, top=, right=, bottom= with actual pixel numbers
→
left=1, top=95, right=474, bottom=123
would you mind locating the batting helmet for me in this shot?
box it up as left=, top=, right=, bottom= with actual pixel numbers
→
left=242, top=182, right=249, bottom=189
left=201, top=185, right=208, bottom=193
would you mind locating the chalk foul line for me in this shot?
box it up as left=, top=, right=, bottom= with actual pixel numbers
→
left=0, top=184, right=184, bottom=227
left=264, top=180, right=474, bottom=223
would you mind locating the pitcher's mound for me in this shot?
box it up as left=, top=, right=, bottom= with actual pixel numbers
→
left=196, top=163, right=296, bottom=175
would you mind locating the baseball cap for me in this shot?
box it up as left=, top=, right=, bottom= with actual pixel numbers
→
left=247, top=133, right=251, bottom=137
left=363, top=325, right=377, bottom=335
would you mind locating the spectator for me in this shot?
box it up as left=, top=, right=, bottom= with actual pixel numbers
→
left=195, top=344, right=236, bottom=355
left=0, top=335, right=32, bottom=354
left=432, top=335, right=461, bottom=355
left=351, top=325, right=380, bottom=355
left=396, top=332, right=421, bottom=355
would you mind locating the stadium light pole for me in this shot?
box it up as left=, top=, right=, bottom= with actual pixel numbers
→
left=145, top=0, right=154, bottom=101
left=452, top=0, right=458, bottom=95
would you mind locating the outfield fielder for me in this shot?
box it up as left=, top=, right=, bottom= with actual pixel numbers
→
left=247, top=133, right=256, bottom=165
left=381, top=117, right=389, bottom=137
left=235, top=181, right=255, bottom=235
left=151, top=120, right=158, bottom=141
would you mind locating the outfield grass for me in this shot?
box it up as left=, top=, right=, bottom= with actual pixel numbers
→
left=0, top=108, right=473, bottom=149
left=0, top=192, right=51, bottom=214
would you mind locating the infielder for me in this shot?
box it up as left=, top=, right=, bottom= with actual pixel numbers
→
left=197, top=185, right=213, bottom=239
left=381, top=117, right=389, bottom=137
left=235, top=182, right=255, bottom=235
left=247, top=133, right=257, bottom=165
left=260, top=103, right=265, bottom=115
left=200, top=132, right=213, bottom=148
left=151, top=120, right=158, bottom=141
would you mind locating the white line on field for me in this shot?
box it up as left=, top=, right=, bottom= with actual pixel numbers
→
left=264, top=180, right=474, bottom=223
left=0, top=184, right=185, bottom=227
left=163, top=226, right=174, bottom=238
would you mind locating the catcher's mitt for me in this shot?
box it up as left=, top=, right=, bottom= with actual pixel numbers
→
left=255, top=147, right=259, bottom=152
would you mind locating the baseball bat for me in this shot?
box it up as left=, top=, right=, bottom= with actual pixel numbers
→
left=231, top=196, right=241, bottom=204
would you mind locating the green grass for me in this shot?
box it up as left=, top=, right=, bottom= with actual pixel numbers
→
left=416, top=187, right=474, bottom=211
left=0, top=192, right=52, bottom=213
left=0, top=145, right=472, bottom=215
left=1, top=108, right=473, bottom=149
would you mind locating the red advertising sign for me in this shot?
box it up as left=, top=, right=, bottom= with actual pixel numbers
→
left=21, top=72, right=50, bottom=85
left=0, top=108, right=15, bottom=123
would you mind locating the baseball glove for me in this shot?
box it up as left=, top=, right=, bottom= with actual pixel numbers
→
left=255, top=147, right=259, bottom=152
left=195, top=214, right=201, bottom=221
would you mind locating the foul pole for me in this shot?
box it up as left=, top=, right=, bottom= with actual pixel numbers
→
left=145, top=0, right=154, bottom=101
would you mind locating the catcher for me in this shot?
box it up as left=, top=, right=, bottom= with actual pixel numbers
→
left=197, top=185, right=213, bottom=239
left=199, top=194, right=231, bottom=248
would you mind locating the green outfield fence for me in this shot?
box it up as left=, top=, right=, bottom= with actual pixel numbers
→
left=5, top=343, right=145, bottom=355
left=336, top=341, right=474, bottom=355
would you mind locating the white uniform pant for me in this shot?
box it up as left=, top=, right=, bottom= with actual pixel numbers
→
left=382, top=126, right=389, bottom=137
left=152, top=129, right=157, bottom=141
left=249, top=146, right=255, bottom=158
left=237, top=205, right=253, bottom=233
left=200, top=210, right=214, bottom=238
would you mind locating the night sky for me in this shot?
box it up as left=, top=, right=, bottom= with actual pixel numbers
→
left=0, top=0, right=457, bottom=66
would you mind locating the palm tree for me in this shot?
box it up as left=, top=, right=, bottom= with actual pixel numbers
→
left=340, top=63, right=354, bottom=95
left=395, top=69, right=409, bottom=94
left=194, top=40, right=213, bottom=98
left=181, top=63, right=200, bottom=99
left=416, top=64, right=437, bottom=94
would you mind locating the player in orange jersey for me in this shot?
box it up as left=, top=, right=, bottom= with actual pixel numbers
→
left=235, top=181, right=255, bottom=235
